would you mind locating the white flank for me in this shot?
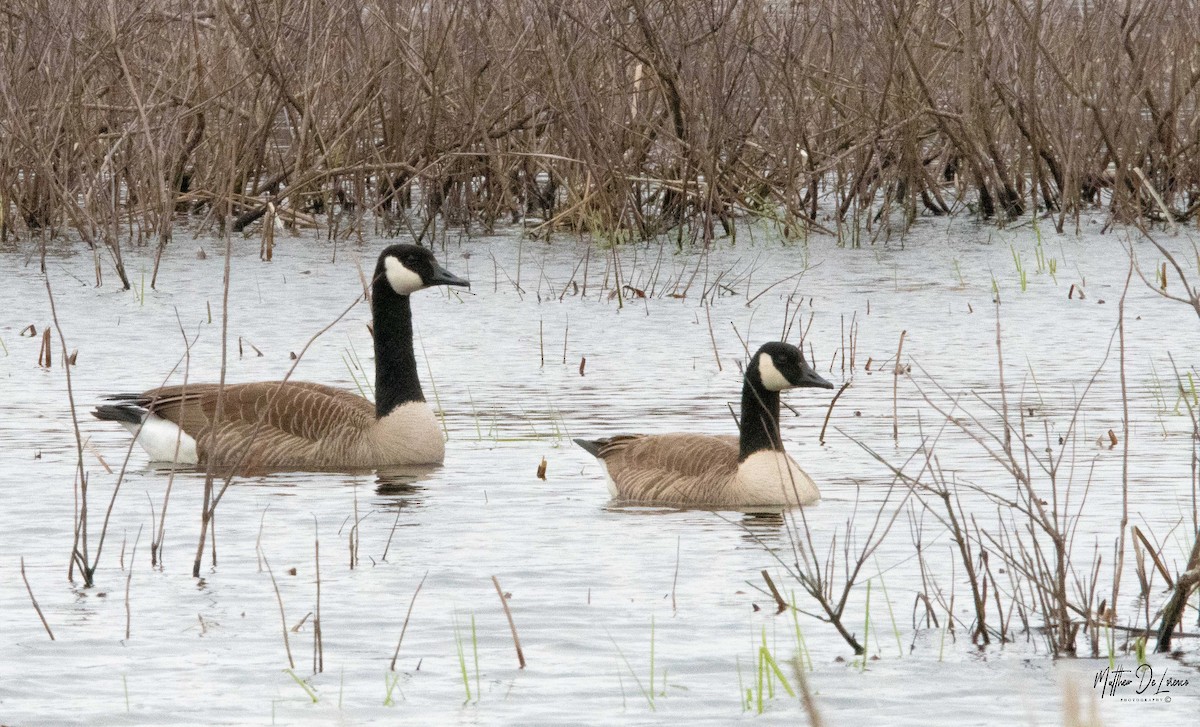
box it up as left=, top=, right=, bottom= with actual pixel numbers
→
left=384, top=256, right=425, bottom=295
left=757, top=354, right=792, bottom=391
left=597, top=460, right=620, bottom=498
left=736, top=450, right=819, bottom=505
left=120, top=414, right=199, bottom=464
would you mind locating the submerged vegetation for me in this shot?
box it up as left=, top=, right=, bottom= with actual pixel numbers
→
left=3, top=0, right=1200, bottom=287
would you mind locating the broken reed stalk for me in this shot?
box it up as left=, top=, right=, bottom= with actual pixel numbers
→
left=261, top=551, right=295, bottom=669
left=1156, top=541, right=1200, bottom=652
left=818, top=381, right=851, bottom=445
left=349, top=487, right=360, bottom=570
left=153, top=311, right=200, bottom=567
left=193, top=222, right=233, bottom=578
left=491, top=575, right=526, bottom=669
left=313, top=517, right=324, bottom=674
left=38, top=327, right=50, bottom=367
left=760, top=570, right=788, bottom=614
left=20, top=556, right=55, bottom=640
left=1111, top=260, right=1133, bottom=618
left=125, top=525, right=142, bottom=640
left=44, top=273, right=91, bottom=585
left=892, top=330, right=906, bottom=442
left=381, top=508, right=402, bottom=562
left=671, top=536, right=680, bottom=613
left=705, top=303, right=722, bottom=371
left=390, top=571, right=428, bottom=671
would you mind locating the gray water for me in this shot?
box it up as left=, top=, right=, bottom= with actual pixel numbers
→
left=2, top=219, right=1198, bottom=725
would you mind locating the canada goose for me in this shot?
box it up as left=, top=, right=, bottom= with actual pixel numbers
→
left=92, top=244, right=469, bottom=471
left=574, top=342, right=834, bottom=507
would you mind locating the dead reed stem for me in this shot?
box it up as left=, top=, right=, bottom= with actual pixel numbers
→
left=892, top=330, right=906, bottom=442
left=705, top=303, right=721, bottom=372
left=3, top=0, right=1199, bottom=259
left=818, top=382, right=851, bottom=445
left=1110, top=259, right=1133, bottom=618
left=261, top=550, right=295, bottom=669
left=44, top=272, right=90, bottom=585
left=760, top=570, right=788, bottom=615
left=20, top=556, right=55, bottom=640
left=491, top=575, right=526, bottom=669
left=193, top=223, right=233, bottom=578
left=390, top=571, right=428, bottom=671
left=313, top=517, right=323, bottom=674
left=124, top=525, right=142, bottom=641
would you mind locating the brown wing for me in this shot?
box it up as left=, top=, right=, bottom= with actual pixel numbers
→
left=593, top=433, right=740, bottom=504
left=136, top=381, right=375, bottom=466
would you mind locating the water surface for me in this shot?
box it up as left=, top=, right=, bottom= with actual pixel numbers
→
left=1, top=221, right=1198, bottom=724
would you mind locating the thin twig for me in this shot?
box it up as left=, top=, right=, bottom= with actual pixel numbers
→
left=491, top=575, right=526, bottom=669
left=20, top=557, right=55, bottom=640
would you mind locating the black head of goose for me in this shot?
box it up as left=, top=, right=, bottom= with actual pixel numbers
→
left=93, top=244, right=469, bottom=471
left=574, top=341, right=834, bottom=507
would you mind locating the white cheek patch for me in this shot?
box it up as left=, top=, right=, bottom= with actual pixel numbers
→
left=758, top=355, right=793, bottom=391
left=384, top=256, right=425, bottom=295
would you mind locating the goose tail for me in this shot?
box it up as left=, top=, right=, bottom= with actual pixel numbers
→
left=92, top=403, right=147, bottom=425
left=573, top=438, right=604, bottom=457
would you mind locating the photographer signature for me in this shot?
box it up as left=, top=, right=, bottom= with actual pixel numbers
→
left=1094, top=664, right=1190, bottom=701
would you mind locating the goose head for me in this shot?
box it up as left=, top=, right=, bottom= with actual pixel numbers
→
left=376, top=244, right=470, bottom=296
left=749, top=342, right=833, bottom=392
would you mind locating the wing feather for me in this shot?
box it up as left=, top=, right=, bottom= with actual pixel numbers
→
left=592, top=433, right=740, bottom=504
left=133, top=382, right=375, bottom=467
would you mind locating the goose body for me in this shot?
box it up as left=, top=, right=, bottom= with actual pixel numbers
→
left=93, top=244, right=468, bottom=471
left=575, top=342, right=834, bottom=507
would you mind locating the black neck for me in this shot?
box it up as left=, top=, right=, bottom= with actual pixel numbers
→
left=738, top=369, right=783, bottom=461
left=372, top=279, right=424, bottom=418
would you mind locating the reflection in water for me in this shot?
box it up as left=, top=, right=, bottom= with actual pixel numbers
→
left=142, top=462, right=439, bottom=510
left=603, top=500, right=790, bottom=538
left=374, top=464, right=439, bottom=502
left=738, top=510, right=787, bottom=531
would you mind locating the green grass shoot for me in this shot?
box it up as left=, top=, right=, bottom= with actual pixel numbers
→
left=751, top=627, right=796, bottom=714
left=284, top=669, right=318, bottom=703
left=383, top=670, right=403, bottom=706
left=1010, top=245, right=1027, bottom=292
left=607, top=628, right=655, bottom=711
left=454, top=613, right=475, bottom=704
left=874, top=564, right=903, bottom=658
left=1136, top=636, right=1148, bottom=666
left=953, top=258, right=965, bottom=287
left=789, top=591, right=813, bottom=672
left=737, top=655, right=748, bottom=712
left=860, top=579, right=872, bottom=672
